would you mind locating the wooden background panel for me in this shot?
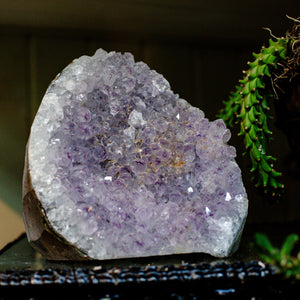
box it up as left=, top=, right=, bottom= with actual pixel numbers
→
left=194, top=47, right=242, bottom=120
left=0, top=31, right=298, bottom=224
left=0, top=35, right=27, bottom=213
left=0, top=1, right=296, bottom=42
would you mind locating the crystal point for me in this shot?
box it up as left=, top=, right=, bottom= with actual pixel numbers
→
left=24, top=49, right=248, bottom=260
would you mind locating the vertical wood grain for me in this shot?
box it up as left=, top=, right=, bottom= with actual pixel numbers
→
left=26, top=37, right=39, bottom=124
left=194, top=47, right=240, bottom=120
left=0, top=35, right=27, bottom=213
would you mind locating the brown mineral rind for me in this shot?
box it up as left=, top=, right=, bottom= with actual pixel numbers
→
left=22, top=141, right=90, bottom=260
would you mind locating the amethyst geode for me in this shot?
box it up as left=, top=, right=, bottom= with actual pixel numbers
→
left=24, top=49, right=248, bottom=260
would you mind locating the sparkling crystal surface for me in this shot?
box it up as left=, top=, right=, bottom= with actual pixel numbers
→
left=28, top=49, right=248, bottom=259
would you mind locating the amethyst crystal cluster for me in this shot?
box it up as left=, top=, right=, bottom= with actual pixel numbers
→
left=28, top=49, right=248, bottom=259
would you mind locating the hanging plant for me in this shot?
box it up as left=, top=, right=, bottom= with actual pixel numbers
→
left=218, top=16, right=300, bottom=199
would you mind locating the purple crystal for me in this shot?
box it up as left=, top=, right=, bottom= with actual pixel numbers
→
left=28, top=49, right=248, bottom=259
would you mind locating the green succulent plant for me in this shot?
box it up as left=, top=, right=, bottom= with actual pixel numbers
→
left=254, top=233, right=300, bottom=280
left=218, top=18, right=300, bottom=199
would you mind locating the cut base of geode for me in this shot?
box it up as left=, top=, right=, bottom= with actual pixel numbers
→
left=23, top=144, right=88, bottom=260
left=23, top=49, right=248, bottom=260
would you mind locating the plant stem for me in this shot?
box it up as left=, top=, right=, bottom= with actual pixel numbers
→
left=218, top=37, right=293, bottom=198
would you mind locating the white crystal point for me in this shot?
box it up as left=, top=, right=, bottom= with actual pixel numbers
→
left=25, top=49, right=248, bottom=260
